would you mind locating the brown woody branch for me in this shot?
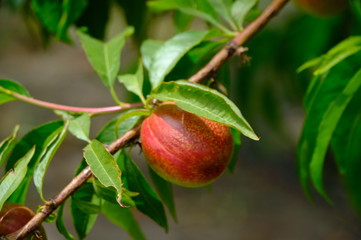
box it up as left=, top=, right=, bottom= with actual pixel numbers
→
left=10, top=0, right=289, bottom=239
left=189, top=0, right=290, bottom=83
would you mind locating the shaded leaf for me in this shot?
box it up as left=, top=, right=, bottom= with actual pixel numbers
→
left=34, top=123, right=67, bottom=201
left=148, top=167, right=177, bottom=221
left=0, top=125, right=19, bottom=167
left=0, top=79, right=31, bottom=105
left=228, top=128, right=242, bottom=173
left=56, top=203, right=76, bottom=240
left=117, top=152, right=168, bottom=231
left=102, top=201, right=146, bottom=240
left=151, top=80, right=259, bottom=140
left=32, top=0, right=87, bottom=42
left=149, top=30, right=208, bottom=89
left=83, top=140, right=123, bottom=205
left=0, top=147, right=35, bottom=210
left=298, top=52, right=361, bottom=200
left=208, top=0, right=238, bottom=30
left=6, top=120, right=64, bottom=204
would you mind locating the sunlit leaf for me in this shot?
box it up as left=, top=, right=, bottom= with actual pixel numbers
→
left=0, top=125, right=19, bottom=167
left=0, top=147, right=35, bottom=210
left=102, top=201, right=146, bottom=240
left=118, top=60, right=146, bottom=103
left=68, top=114, right=91, bottom=142
left=77, top=27, right=134, bottom=89
left=34, top=123, right=67, bottom=201
left=83, top=140, right=123, bottom=205
left=0, top=79, right=30, bottom=105
left=149, top=30, right=208, bottom=89
left=140, top=39, right=163, bottom=71
left=117, top=152, right=168, bottom=231
left=231, top=0, right=258, bottom=28
left=151, top=80, right=259, bottom=140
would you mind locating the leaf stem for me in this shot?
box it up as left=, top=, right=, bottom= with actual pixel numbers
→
left=0, top=87, right=143, bottom=115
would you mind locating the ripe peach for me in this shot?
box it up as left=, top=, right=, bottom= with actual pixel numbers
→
left=140, top=103, right=233, bottom=187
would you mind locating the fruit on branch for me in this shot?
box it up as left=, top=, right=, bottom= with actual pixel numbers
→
left=293, top=0, right=348, bottom=17
left=0, top=203, right=47, bottom=239
left=140, top=102, right=233, bottom=187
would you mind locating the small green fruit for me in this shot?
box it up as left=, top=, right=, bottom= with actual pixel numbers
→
left=293, top=0, right=348, bottom=17
left=140, top=103, right=233, bottom=187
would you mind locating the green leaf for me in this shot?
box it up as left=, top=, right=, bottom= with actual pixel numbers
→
left=151, top=80, right=259, bottom=140
left=117, top=152, right=168, bottom=231
left=96, top=112, right=142, bottom=145
left=77, top=27, right=134, bottom=89
left=0, top=79, right=31, bottom=105
left=0, top=125, right=19, bottom=167
left=102, top=201, right=146, bottom=240
left=140, top=39, right=163, bottom=71
left=228, top=128, right=242, bottom=173
left=114, top=109, right=149, bottom=138
left=83, top=140, right=123, bottom=205
left=298, top=36, right=361, bottom=74
left=56, top=203, right=76, bottom=240
left=68, top=114, right=91, bottom=142
left=32, top=0, right=87, bottom=42
left=231, top=0, right=258, bottom=29
left=149, top=30, right=208, bottom=89
left=298, top=52, right=361, bottom=200
left=34, top=123, right=67, bottom=201
left=118, top=60, right=146, bottom=103
left=6, top=120, right=64, bottom=204
left=148, top=0, right=230, bottom=33
left=148, top=167, right=177, bottom=221
left=207, top=0, right=238, bottom=30
left=0, top=147, right=35, bottom=210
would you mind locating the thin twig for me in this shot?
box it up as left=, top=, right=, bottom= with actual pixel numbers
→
left=188, top=0, right=289, bottom=83
left=0, top=87, right=143, bottom=115
left=10, top=0, right=289, bottom=238
left=12, top=125, right=141, bottom=240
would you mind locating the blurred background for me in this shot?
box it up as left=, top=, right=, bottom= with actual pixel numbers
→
left=1, top=1, right=361, bottom=239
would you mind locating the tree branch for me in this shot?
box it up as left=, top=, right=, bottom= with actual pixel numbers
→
left=10, top=0, right=289, bottom=238
left=188, top=0, right=290, bottom=83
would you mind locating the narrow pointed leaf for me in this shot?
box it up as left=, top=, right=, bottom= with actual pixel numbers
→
left=0, top=147, right=35, bottom=210
left=117, top=153, right=168, bottom=231
left=34, top=123, right=67, bottom=201
left=148, top=167, right=177, bottom=221
left=207, top=0, right=237, bottom=30
left=151, top=80, right=258, bottom=140
left=231, top=0, right=258, bottom=28
left=140, top=39, right=163, bottom=71
left=0, top=79, right=30, bottom=105
left=102, top=201, right=146, bottom=240
left=56, top=204, right=76, bottom=240
left=83, top=140, right=123, bottom=204
left=149, top=30, right=208, bottom=89
left=0, top=125, right=19, bottom=167
left=77, top=27, right=134, bottom=88
left=6, top=121, right=64, bottom=204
